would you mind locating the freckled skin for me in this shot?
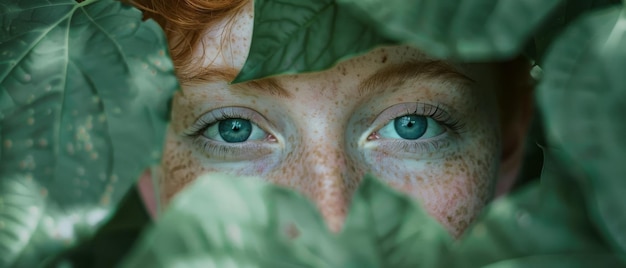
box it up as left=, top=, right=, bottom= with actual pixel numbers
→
left=159, top=2, right=502, bottom=237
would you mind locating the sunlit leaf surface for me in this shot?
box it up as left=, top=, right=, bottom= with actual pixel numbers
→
left=0, top=0, right=177, bottom=266
left=537, top=4, right=626, bottom=253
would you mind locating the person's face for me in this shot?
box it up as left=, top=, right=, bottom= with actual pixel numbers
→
left=160, top=3, right=502, bottom=237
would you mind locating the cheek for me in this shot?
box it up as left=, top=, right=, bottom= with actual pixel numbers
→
left=369, top=149, right=496, bottom=237
left=159, top=130, right=209, bottom=203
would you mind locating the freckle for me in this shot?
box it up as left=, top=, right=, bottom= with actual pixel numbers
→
left=38, top=139, right=47, bottom=147
left=91, top=152, right=98, bottom=160
left=25, top=139, right=33, bottom=147
left=4, top=140, right=12, bottom=149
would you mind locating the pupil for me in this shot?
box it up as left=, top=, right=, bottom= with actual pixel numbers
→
left=218, top=118, right=253, bottom=143
left=393, top=115, right=427, bottom=140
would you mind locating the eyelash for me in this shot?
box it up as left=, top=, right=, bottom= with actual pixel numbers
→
left=186, top=103, right=464, bottom=157
left=378, top=103, right=465, bottom=134
left=184, top=108, right=251, bottom=136
left=370, top=103, right=465, bottom=154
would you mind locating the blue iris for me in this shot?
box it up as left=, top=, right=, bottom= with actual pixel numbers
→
left=218, top=119, right=252, bottom=143
left=393, top=115, right=427, bottom=140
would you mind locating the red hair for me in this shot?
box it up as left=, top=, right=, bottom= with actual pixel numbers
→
left=124, top=0, right=248, bottom=78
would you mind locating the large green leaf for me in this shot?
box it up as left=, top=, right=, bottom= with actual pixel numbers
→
left=537, top=3, right=626, bottom=253
left=121, top=173, right=456, bottom=267
left=120, top=173, right=358, bottom=267
left=0, top=0, right=177, bottom=266
left=233, top=0, right=565, bottom=83
left=231, top=0, right=392, bottom=83
left=337, top=0, right=562, bottom=61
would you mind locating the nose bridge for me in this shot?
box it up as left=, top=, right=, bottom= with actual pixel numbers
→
left=299, top=135, right=354, bottom=232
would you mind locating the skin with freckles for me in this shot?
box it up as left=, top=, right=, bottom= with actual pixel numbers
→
left=158, top=2, right=508, bottom=237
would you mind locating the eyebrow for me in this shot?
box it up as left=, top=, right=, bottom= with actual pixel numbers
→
left=183, top=66, right=292, bottom=98
left=358, top=60, right=475, bottom=97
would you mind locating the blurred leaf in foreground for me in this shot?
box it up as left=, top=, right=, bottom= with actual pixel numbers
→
left=0, top=0, right=177, bottom=266
left=537, top=3, right=626, bottom=254
left=337, top=0, right=562, bottom=61
left=121, top=174, right=453, bottom=267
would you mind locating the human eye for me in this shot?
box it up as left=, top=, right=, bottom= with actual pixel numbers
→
left=184, top=107, right=276, bottom=160
left=366, top=103, right=464, bottom=154
left=203, top=118, right=267, bottom=143
left=377, top=115, right=445, bottom=140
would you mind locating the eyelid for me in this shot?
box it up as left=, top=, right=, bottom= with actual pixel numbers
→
left=183, top=107, right=275, bottom=137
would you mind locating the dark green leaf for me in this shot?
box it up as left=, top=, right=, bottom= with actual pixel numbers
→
left=232, top=0, right=392, bottom=83
left=526, top=0, right=622, bottom=63
left=337, top=0, right=562, bottom=61
left=537, top=3, right=626, bottom=253
left=0, top=0, right=178, bottom=265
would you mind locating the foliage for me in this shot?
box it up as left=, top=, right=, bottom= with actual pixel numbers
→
left=0, top=0, right=177, bottom=266
left=121, top=174, right=451, bottom=267
left=1, top=0, right=626, bottom=267
left=235, top=0, right=562, bottom=83
left=231, top=0, right=392, bottom=83
left=537, top=4, right=626, bottom=253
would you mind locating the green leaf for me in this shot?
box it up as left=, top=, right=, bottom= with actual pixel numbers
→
left=122, top=174, right=456, bottom=267
left=0, top=0, right=178, bottom=265
left=445, top=149, right=617, bottom=267
left=340, top=174, right=451, bottom=267
left=337, top=0, right=562, bottom=61
left=121, top=173, right=357, bottom=267
left=537, top=3, right=626, bottom=254
left=231, top=0, right=392, bottom=83
left=526, top=0, right=622, bottom=64
left=481, top=254, right=626, bottom=268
